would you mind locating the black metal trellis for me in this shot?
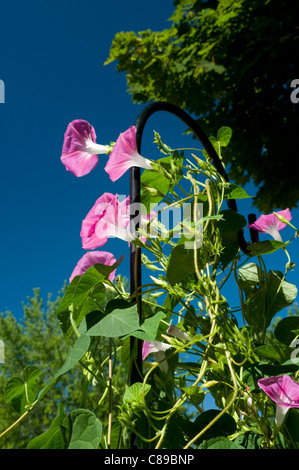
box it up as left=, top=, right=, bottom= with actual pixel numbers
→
left=129, top=101, right=258, bottom=386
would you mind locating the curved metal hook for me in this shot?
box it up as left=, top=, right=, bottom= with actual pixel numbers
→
left=129, top=101, right=255, bottom=386
left=133, top=101, right=252, bottom=251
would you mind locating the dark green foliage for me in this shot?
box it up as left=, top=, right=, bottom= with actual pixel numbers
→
left=0, top=287, right=126, bottom=448
left=106, top=0, right=299, bottom=211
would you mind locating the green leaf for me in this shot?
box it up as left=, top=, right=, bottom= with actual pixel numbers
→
left=267, top=271, right=297, bottom=317
left=123, top=382, right=151, bottom=404
left=217, top=210, right=247, bottom=269
left=183, top=305, right=198, bottom=336
left=217, top=127, right=232, bottom=147
left=248, top=240, right=288, bottom=256
left=254, top=343, right=293, bottom=363
left=66, top=409, right=102, bottom=449
left=222, top=183, right=251, bottom=199
left=192, top=409, right=237, bottom=444
left=5, top=365, right=41, bottom=414
left=30, top=407, right=103, bottom=450
left=141, top=154, right=183, bottom=212
left=181, top=385, right=205, bottom=407
left=274, top=316, right=299, bottom=346
left=160, top=415, right=190, bottom=449
left=52, top=335, right=90, bottom=378
left=141, top=169, right=170, bottom=212
left=238, top=262, right=264, bottom=296
left=57, top=265, right=107, bottom=338
left=57, top=257, right=124, bottom=338
left=201, top=437, right=244, bottom=449
left=79, top=303, right=140, bottom=337
left=238, top=264, right=297, bottom=331
left=285, top=408, right=299, bottom=448
left=27, top=403, right=65, bottom=449
left=163, top=293, right=180, bottom=313
left=131, top=311, right=166, bottom=343
left=93, top=256, right=124, bottom=278
left=38, top=335, right=90, bottom=401
left=120, top=336, right=131, bottom=374
left=233, top=432, right=264, bottom=449
left=166, top=243, right=203, bottom=285
left=200, top=181, right=250, bottom=201
left=4, top=377, right=24, bottom=403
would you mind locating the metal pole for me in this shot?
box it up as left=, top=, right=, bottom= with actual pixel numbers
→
left=129, top=165, right=143, bottom=386
left=129, top=101, right=257, bottom=384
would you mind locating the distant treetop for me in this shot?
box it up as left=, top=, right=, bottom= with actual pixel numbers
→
left=106, top=0, right=299, bottom=212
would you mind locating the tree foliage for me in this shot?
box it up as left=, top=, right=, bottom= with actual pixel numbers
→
left=106, top=0, right=299, bottom=211
left=0, top=287, right=126, bottom=448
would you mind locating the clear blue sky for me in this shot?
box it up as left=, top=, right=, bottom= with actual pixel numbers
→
left=0, top=0, right=298, bottom=322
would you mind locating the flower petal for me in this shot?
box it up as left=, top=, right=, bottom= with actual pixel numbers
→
left=275, top=404, right=290, bottom=426
left=61, top=150, right=99, bottom=177
left=275, top=208, right=292, bottom=231
left=142, top=340, right=172, bottom=360
left=105, top=126, right=152, bottom=182
left=81, top=193, right=134, bottom=249
left=62, top=120, right=96, bottom=155
left=248, top=209, right=292, bottom=242
left=61, top=119, right=108, bottom=177
left=69, top=251, right=117, bottom=283
left=258, top=375, right=299, bottom=409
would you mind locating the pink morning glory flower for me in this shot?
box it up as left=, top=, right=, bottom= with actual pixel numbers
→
left=61, top=119, right=110, bottom=177
left=69, top=251, right=117, bottom=283
left=142, top=325, right=190, bottom=372
left=248, top=208, right=292, bottom=242
left=104, top=126, right=153, bottom=182
left=258, top=375, right=299, bottom=425
left=142, top=340, right=172, bottom=373
left=80, top=192, right=133, bottom=250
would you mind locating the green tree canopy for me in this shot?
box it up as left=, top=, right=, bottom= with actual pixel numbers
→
left=106, top=0, right=298, bottom=211
left=0, top=287, right=126, bottom=448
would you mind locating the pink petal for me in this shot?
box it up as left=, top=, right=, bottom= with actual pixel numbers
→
left=142, top=340, right=172, bottom=361
left=80, top=193, right=117, bottom=249
left=118, top=196, right=131, bottom=229
left=275, top=208, right=292, bottom=230
left=61, top=151, right=99, bottom=177
left=69, top=251, right=117, bottom=283
left=61, top=119, right=108, bottom=177
left=248, top=209, right=292, bottom=241
left=104, top=126, right=152, bottom=182
left=80, top=193, right=133, bottom=249
left=258, top=375, right=299, bottom=408
left=248, top=209, right=292, bottom=233
left=142, top=341, right=155, bottom=360
left=62, top=120, right=96, bottom=154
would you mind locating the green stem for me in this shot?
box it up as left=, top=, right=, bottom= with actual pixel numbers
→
left=108, top=339, right=113, bottom=449
left=184, top=347, right=238, bottom=449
